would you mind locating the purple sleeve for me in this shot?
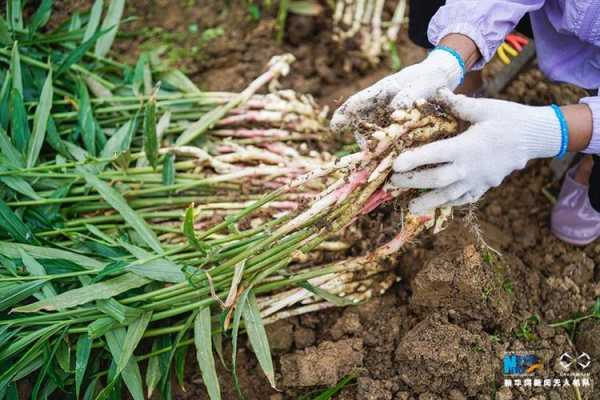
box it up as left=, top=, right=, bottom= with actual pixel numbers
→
left=580, top=97, right=600, bottom=154
left=427, top=0, right=546, bottom=70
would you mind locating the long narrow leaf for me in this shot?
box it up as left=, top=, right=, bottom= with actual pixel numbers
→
left=7, top=1, right=23, bottom=30
left=83, top=0, right=104, bottom=42
left=231, top=289, right=251, bottom=398
left=9, top=89, right=29, bottom=152
left=12, top=273, right=150, bottom=313
left=0, top=16, right=11, bottom=45
left=145, top=341, right=162, bottom=398
left=31, top=328, right=67, bottom=400
left=0, top=324, right=60, bottom=362
left=77, top=167, right=163, bottom=254
left=0, top=241, right=103, bottom=268
left=94, top=0, right=125, bottom=57
left=242, top=291, right=276, bottom=388
left=104, top=327, right=144, bottom=400
left=20, top=250, right=57, bottom=299
left=0, top=174, right=40, bottom=200
left=0, top=281, right=45, bottom=312
left=0, top=127, right=23, bottom=167
left=10, top=42, right=22, bottom=96
left=116, top=311, right=152, bottom=374
left=143, top=96, right=158, bottom=169
left=78, top=80, right=96, bottom=155
left=75, top=335, right=92, bottom=399
left=57, top=27, right=110, bottom=76
left=29, top=0, right=53, bottom=33
left=0, top=199, right=35, bottom=244
left=194, top=307, right=221, bottom=400
left=299, top=282, right=355, bottom=306
left=26, top=69, right=53, bottom=168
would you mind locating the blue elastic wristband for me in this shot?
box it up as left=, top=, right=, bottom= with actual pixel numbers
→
left=433, top=45, right=466, bottom=85
left=551, top=104, right=569, bottom=159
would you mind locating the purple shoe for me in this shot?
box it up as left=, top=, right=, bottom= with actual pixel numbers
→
left=551, top=166, right=600, bottom=246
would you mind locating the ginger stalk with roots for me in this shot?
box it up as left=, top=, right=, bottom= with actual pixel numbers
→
left=333, top=0, right=407, bottom=65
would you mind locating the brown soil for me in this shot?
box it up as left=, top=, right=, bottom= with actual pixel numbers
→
left=49, top=1, right=600, bottom=399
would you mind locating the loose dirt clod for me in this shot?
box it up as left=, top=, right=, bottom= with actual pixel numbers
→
left=395, top=315, right=496, bottom=396
left=280, top=338, right=364, bottom=387
left=411, top=245, right=513, bottom=328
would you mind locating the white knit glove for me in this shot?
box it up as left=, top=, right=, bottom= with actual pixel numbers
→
left=331, top=49, right=463, bottom=147
left=391, top=89, right=565, bottom=215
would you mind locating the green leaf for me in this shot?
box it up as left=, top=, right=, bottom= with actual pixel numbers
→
left=0, top=241, right=104, bottom=268
left=10, top=42, right=22, bottom=96
left=100, top=118, right=135, bottom=159
left=9, top=89, right=29, bottom=152
left=31, top=328, right=67, bottom=400
left=75, top=335, right=92, bottom=399
left=174, top=346, right=186, bottom=391
left=57, top=26, right=109, bottom=76
left=45, top=116, right=70, bottom=158
left=97, top=298, right=141, bottom=323
left=299, top=282, right=355, bottom=306
left=126, top=257, right=185, bottom=283
left=88, top=317, right=119, bottom=340
left=94, top=0, right=125, bottom=57
left=0, top=280, right=45, bottom=312
left=27, top=69, right=53, bottom=168
left=116, top=311, right=152, bottom=374
left=0, top=199, right=35, bottom=243
left=0, top=127, right=23, bottom=167
left=242, top=290, right=276, bottom=388
left=104, top=327, right=144, bottom=400
left=12, top=273, right=150, bottom=312
left=56, top=339, right=71, bottom=372
left=162, top=153, right=175, bottom=186
left=0, top=323, right=60, bottom=362
left=0, top=72, right=11, bottom=130
left=157, top=69, right=201, bottom=94
left=0, top=16, right=11, bottom=45
left=231, top=289, right=251, bottom=398
left=20, top=249, right=57, bottom=299
left=304, top=374, right=357, bottom=400
left=7, top=1, right=23, bottom=32
left=69, top=11, right=82, bottom=31
left=143, top=97, right=159, bottom=169
left=78, top=80, right=96, bottom=155
left=0, top=173, right=41, bottom=200
left=131, top=54, right=147, bottom=96
left=83, top=0, right=104, bottom=42
left=76, top=167, right=163, bottom=254
left=145, top=341, right=162, bottom=398
left=194, top=307, right=221, bottom=400
left=29, top=0, right=53, bottom=33
left=183, top=206, right=208, bottom=252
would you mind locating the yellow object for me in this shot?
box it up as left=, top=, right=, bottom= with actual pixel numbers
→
left=497, top=42, right=519, bottom=64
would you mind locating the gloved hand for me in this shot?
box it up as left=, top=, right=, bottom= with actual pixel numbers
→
left=331, top=48, right=464, bottom=147
left=391, top=89, right=566, bottom=214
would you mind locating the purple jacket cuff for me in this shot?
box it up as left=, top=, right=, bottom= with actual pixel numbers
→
left=427, top=0, right=545, bottom=70
left=580, top=97, right=600, bottom=154
left=428, top=22, right=493, bottom=70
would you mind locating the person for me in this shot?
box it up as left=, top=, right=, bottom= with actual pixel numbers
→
left=331, top=0, right=600, bottom=246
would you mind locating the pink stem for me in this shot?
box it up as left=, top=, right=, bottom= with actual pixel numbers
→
left=360, top=190, right=393, bottom=215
